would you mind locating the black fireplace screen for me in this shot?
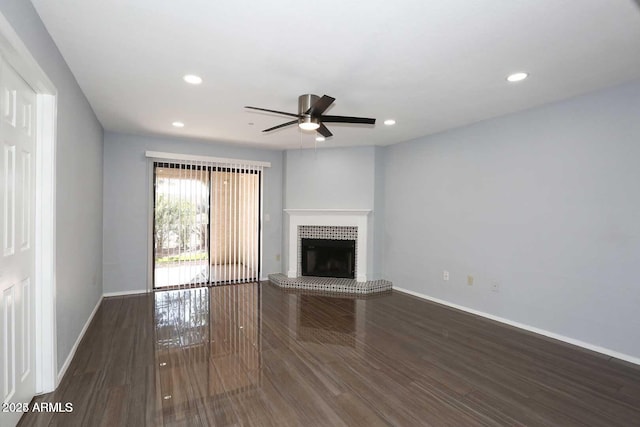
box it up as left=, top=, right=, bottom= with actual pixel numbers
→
left=301, top=238, right=356, bottom=279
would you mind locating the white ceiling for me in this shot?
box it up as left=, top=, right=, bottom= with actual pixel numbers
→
left=30, top=0, right=640, bottom=149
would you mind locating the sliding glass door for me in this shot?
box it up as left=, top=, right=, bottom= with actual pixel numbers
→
left=153, top=161, right=261, bottom=289
left=210, top=168, right=260, bottom=284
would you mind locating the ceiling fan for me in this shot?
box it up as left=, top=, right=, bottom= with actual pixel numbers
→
left=245, top=94, right=376, bottom=138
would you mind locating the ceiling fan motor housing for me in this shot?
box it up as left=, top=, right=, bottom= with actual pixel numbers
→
left=298, top=94, right=320, bottom=115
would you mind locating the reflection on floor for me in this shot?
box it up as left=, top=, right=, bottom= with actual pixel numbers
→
left=154, top=263, right=257, bottom=288
left=19, top=283, right=640, bottom=426
left=155, top=285, right=261, bottom=418
left=296, top=296, right=358, bottom=347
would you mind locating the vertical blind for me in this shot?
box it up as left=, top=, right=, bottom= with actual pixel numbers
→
left=148, top=152, right=268, bottom=289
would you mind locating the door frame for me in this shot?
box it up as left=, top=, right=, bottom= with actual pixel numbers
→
left=0, top=12, right=57, bottom=394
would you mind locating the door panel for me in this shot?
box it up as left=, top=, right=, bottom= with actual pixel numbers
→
left=0, top=56, right=36, bottom=427
left=3, top=143, right=15, bottom=256
left=20, top=152, right=31, bottom=252
left=2, top=285, right=15, bottom=400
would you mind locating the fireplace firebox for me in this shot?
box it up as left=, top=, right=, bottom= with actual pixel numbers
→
left=301, top=238, right=355, bottom=279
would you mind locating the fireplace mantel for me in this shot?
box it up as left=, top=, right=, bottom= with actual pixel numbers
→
left=285, top=209, right=371, bottom=282
left=284, top=209, right=372, bottom=215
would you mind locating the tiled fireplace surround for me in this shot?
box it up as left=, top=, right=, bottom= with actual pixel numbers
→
left=288, top=210, right=368, bottom=280
left=297, top=225, right=359, bottom=279
left=268, top=209, right=392, bottom=294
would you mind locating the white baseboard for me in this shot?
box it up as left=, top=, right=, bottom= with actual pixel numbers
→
left=56, top=295, right=103, bottom=384
left=103, top=289, right=148, bottom=298
left=393, top=286, right=640, bottom=366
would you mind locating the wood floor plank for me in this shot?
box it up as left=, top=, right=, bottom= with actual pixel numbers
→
left=19, top=282, right=640, bottom=426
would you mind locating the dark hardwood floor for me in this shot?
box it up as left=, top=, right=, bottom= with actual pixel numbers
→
left=19, top=282, right=640, bottom=426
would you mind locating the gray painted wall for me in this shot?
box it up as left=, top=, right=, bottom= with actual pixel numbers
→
left=103, top=132, right=283, bottom=294
left=373, top=146, right=387, bottom=279
left=0, top=0, right=104, bottom=371
left=283, top=146, right=384, bottom=279
left=284, top=146, right=376, bottom=209
left=384, top=80, right=640, bottom=358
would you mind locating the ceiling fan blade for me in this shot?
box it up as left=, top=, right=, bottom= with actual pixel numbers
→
left=245, top=106, right=300, bottom=118
left=262, top=120, right=298, bottom=132
left=317, top=123, right=333, bottom=138
left=305, top=95, right=335, bottom=116
left=321, top=115, right=376, bottom=125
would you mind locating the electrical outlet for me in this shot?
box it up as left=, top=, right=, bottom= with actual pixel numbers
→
left=443, top=270, right=449, bottom=281
left=276, top=254, right=281, bottom=262
left=467, top=275, right=474, bottom=286
left=491, top=282, right=499, bottom=292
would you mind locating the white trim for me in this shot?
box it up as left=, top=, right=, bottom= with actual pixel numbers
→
left=147, top=162, right=154, bottom=292
left=0, top=16, right=55, bottom=93
left=103, top=289, right=148, bottom=298
left=145, top=150, right=271, bottom=168
left=34, top=93, right=56, bottom=394
left=394, top=286, right=640, bottom=366
left=0, top=11, right=58, bottom=395
left=259, top=167, right=265, bottom=282
left=285, top=209, right=371, bottom=282
left=56, top=296, right=102, bottom=384
left=284, top=209, right=372, bottom=214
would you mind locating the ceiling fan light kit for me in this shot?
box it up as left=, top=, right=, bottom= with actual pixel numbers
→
left=245, top=94, right=376, bottom=139
left=298, top=116, right=320, bottom=131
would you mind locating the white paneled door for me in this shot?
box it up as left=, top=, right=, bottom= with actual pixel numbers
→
left=0, top=57, right=36, bottom=427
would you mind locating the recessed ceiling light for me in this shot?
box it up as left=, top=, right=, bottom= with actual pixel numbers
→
left=384, top=119, right=396, bottom=126
left=506, top=72, right=528, bottom=82
left=315, top=136, right=325, bottom=142
left=172, top=121, right=185, bottom=128
left=183, top=74, right=202, bottom=85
